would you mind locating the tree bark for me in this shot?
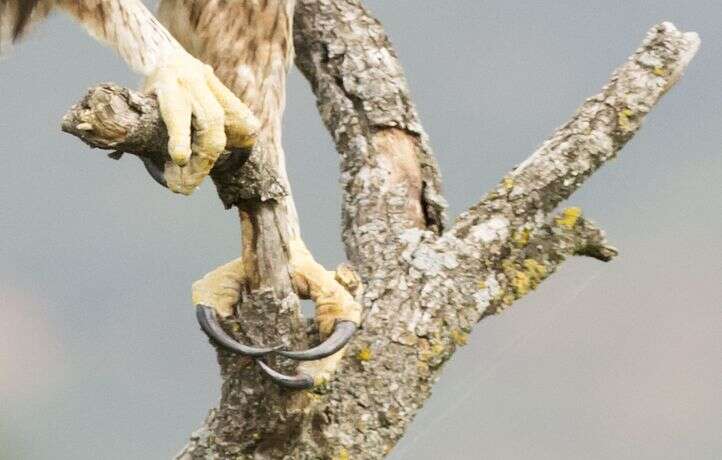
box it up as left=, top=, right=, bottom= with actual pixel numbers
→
left=62, top=1, right=699, bottom=457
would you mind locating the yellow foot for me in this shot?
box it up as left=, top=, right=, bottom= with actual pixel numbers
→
left=191, top=240, right=362, bottom=389
left=144, top=51, right=260, bottom=195
left=258, top=240, right=362, bottom=388
left=192, top=258, right=279, bottom=356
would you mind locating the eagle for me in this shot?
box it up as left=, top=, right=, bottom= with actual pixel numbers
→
left=1, top=0, right=360, bottom=388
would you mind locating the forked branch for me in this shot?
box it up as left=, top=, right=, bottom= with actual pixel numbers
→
left=61, top=2, right=698, bottom=457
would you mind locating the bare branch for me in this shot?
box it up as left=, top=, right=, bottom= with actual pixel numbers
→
left=294, top=0, right=447, bottom=269
left=477, top=209, right=618, bottom=318
left=450, top=22, right=699, bottom=241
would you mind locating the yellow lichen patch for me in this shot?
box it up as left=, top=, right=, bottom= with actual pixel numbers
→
left=334, top=447, right=350, bottom=460
left=500, top=259, right=521, bottom=301
left=500, top=257, right=550, bottom=304
left=416, top=361, right=431, bottom=377
left=557, top=207, right=582, bottom=230
left=312, top=378, right=331, bottom=394
left=501, top=293, right=515, bottom=307
left=451, top=329, right=469, bottom=347
left=431, top=341, right=445, bottom=356
left=477, top=279, right=486, bottom=290
left=356, top=346, right=373, bottom=362
left=617, top=108, right=634, bottom=131
left=418, top=337, right=447, bottom=365
left=653, top=66, right=667, bottom=76
left=503, top=177, right=515, bottom=191
left=513, top=227, right=531, bottom=247
left=305, top=391, right=322, bottom=403
left=501, top=258, right=515, bottom=272
left=523, top=258, right=547, bottom=281
left=512, top=270, right=532, bottom=297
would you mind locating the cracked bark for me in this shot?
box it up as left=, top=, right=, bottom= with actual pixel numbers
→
left=62, top=1, right=698, bottom=457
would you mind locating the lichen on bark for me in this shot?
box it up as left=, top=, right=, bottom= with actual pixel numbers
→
left=62, top=1, right=698, bottom=457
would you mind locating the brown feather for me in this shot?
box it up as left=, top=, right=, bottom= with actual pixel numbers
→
left=2, top=0, right=42, bottom=39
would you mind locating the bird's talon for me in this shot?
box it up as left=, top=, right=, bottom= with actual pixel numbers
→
left=192, top=247, right=361, bottom=389
left=140, top=156, right=169, bottom=188
left=277, top=320, right=357, bottom=361
left=256, top=359, right=315, bottom=389
left=196, top=305, right=280, bottom=357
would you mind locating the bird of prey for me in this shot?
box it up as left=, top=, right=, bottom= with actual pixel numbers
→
left=1, top=0, right=360, bottom=388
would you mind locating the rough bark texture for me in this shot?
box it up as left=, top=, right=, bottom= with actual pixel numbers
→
left=62, top=1, right=699, bottom=457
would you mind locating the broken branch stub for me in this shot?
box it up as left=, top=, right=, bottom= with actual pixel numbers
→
left=61, top=84, right=286, bottom=206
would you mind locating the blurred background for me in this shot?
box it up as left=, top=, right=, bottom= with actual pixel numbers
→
left=1, top=1, right=720, bottom=459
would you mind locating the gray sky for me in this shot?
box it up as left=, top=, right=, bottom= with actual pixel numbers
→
left=1, top=1, right=720, bottom=459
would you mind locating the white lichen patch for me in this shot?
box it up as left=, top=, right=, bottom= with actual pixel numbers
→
left=441, top=252, right=459, bottom=270
left=399, top=228, right=424, bottom=260
left=636, top=52, right=664, bottom=69
left=468, top=216, right=510, bottom=244
left=409, top=245, right=443, bottom=275
left=399, top=228, right=450, bottom=276
left=473, top=274, right=501, bottom=313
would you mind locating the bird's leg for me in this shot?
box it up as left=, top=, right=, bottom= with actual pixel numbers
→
left=257, top=240, right=362, bottom=388
left=192, top=258, right=280, bottom=356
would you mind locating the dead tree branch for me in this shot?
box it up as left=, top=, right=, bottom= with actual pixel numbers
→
left=62, top=0, right=698, bottom=456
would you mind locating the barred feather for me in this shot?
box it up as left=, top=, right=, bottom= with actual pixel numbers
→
left=1, top=0, right=50, bottom=52
left=158, top=0, right=295, bottom=134
left=13, top=0, right=40, bottom=38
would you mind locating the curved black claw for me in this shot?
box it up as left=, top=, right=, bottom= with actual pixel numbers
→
left=256, top=359, right=315, bottom=389
left=196, top=305, right=280, bottom=357
left=140, top=156, right=168, bottom=188
left=277, top=320, right=357, bottom=361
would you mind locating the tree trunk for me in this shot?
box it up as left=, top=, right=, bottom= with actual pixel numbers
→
left=62, top=1, right=699, bottom=458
